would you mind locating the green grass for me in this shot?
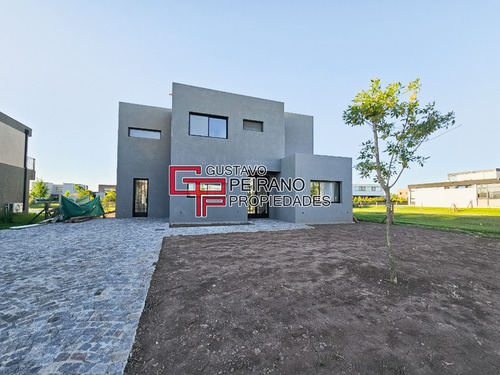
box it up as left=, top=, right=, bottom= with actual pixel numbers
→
left=29, top=202, right=60, bottom=210
left=353, top=205, right=500, bottom=238
left=0, top=212, right=46, bottom=230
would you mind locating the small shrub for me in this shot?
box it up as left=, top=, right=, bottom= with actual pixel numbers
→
left=0, top=209, right=15, bottom=223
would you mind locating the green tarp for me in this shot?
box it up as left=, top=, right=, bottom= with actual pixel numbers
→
left=60, top=195, right=105, bottom=221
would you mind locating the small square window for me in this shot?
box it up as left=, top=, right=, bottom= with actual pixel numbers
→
left=243, top=119, right=263, bottom=132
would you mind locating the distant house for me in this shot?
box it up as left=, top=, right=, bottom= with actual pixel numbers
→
left=0, top=111, right=36, bottom=213
left=62, top=183, right=88, bottom=196
left=353, top=183, right=385, bottom=198
left=29, top=181, right=63, bottom=200
left=96, top=184, right=116, bottom=199
left=408, top=168, right=500, bottom=208
left=396, top=188, right=409, bottom=201
left=98, top=184, right=116, bottom=193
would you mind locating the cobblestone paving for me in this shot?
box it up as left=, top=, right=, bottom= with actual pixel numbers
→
left=0, top=218, right=309, bottom=375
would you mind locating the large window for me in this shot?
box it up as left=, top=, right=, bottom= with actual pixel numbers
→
left=189, top=113, right=227, bottom=139
left=310, top=181, right=341, bottom=203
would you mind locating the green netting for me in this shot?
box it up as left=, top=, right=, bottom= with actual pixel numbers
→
left=75, top=196, right=91, bottom=205
left=60, top=195, right=105, bottom=221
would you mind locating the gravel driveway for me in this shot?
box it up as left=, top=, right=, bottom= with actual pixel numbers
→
left=0, top=218, right=308, bottom=375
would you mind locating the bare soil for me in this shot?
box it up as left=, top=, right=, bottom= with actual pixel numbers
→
left=125, top=222, right=500, bottom=374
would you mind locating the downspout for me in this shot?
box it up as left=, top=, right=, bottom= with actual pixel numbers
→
left=23, top=128, right=29, bottom=212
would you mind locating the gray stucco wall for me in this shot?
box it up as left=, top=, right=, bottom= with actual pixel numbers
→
left=276, top=153, right=352, bottom=224
left=0, top=112, right=33, bottom=213
left=169, top=83, right=287, bottom=224
left=284, top=112, right=313, bottom=156
left=116, top=102, right=171, bottom=218
left=0, top=163, right=30, bottom=212
left=272, top=156, right=297, bottom=223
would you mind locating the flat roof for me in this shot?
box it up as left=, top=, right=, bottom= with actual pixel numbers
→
left=0, top=111, right=32, bottom=136
left=409, top=178, right=500, bottom=189
left=448, top=168, right=500, bottom=176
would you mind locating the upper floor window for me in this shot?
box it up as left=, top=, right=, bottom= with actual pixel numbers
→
left=189, top=113, right=227, bottom=139
left=243, top=119, right=263, bottom=132
left=311, top=181, right=341, bottom=203
left=128, top=128, right=161, bottom=139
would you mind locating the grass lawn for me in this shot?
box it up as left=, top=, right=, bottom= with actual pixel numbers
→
left=29, top=201, right=60, bottom=210
left=0, top=212, right=46, bottom=230
left=353, top=205, right=500, bottom=238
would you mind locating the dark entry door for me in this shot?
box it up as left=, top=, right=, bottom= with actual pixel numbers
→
left=247, top=176, right=269, bottom=219
left=133, top=178, right=149, bottom=217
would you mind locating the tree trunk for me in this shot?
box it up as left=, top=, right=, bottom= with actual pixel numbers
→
left=385, top=188, right=397, bottom=284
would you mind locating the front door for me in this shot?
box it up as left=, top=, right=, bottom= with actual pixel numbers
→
left=133, top=178, right=149, bottom=217
left=247, top=176, right=269, bottom=219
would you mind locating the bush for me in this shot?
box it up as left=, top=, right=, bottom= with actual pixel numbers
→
left=353, top=196, right=386, bottom=206
left=0, top=209, right=15, bottom=223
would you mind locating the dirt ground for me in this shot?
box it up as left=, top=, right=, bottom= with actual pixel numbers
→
left=125, top=222, right=500, bottom=375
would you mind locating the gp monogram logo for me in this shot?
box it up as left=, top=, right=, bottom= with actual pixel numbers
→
left=169, top=166, right=226, bottom=217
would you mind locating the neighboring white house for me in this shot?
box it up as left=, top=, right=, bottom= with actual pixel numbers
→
left=353, top=183, right=385, bottom=198
left=408, top=168, right=500, bottom=208
left=29, top=182, right=88, bottom=200
left=62, top=183, right=88, bottom=196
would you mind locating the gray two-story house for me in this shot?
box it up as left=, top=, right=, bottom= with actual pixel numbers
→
left=116, top=83, right=352, bottom=225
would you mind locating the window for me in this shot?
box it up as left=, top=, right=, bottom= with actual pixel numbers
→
left=310, top=181, right=341, bottom=203
left=371, top=186, right=378, bottom=191
left=128, top=128, right=161, bottom=139
left=186, top=182, right=223, bottom=197
left=243, top=119, right=263, bottom=132
left=489, top=183, right=500, bottom=199
left=189, top=113, right=227, bottom=139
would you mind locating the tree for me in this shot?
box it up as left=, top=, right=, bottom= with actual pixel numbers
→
left=103, top=189, right=116, bottom=203
left=343, top=78, right=455, bottom=284
left=30, top=178, right=50, bottom=200
left=74, top=184, right=94, bottom=200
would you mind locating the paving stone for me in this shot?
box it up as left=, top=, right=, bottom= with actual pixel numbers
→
left=0, top=218, right=308, bottom=374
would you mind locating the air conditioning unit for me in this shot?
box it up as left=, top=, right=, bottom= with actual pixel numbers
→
left=7, top=203, right=23, bottom=213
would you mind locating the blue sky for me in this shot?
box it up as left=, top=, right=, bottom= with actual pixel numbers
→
left=1, top=1, right=498, bottom=191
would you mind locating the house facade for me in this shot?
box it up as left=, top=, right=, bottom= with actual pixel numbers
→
left=408, top=168, right=500, bottom=208
left=0, top=111, right=35, bottom=213
left=352, top=183, right=385, bottom=198
left=116, top=83, right=352, bottom=225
